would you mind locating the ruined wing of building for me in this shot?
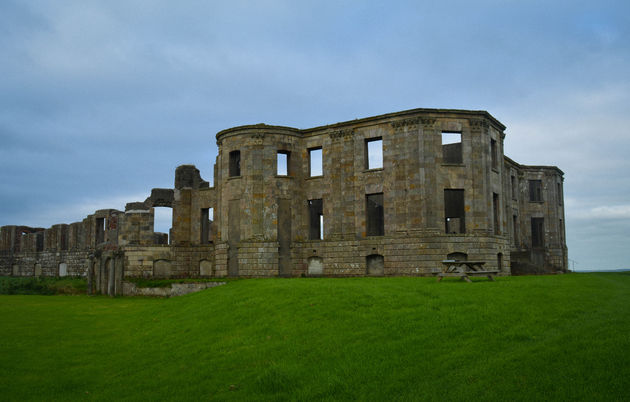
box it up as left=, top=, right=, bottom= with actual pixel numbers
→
left=0, top=108, right=567, bottom=294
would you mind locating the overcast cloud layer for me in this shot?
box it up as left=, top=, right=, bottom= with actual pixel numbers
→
left=1, top=0, right=629, bottom=271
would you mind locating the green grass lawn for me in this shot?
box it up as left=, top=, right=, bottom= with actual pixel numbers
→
left=1, top=273, right=629, bottom=401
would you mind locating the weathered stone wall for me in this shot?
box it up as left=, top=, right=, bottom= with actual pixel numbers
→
left=0, top=251, right=89, bottom=277
left=0, top=108, right=567, bottom=280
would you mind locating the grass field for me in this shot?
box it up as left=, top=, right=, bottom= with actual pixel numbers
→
left=1, top=273, right=629, bottom=401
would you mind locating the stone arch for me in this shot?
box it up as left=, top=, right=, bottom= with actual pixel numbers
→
left=447, top=252, right=468, bottom=261
left=199, top=259, right=213, bottom=277
left=366, top=254, right=384, bottom=276
left=153, top=259, right=172, bottom=277
left=307, top=256, right=323, bottom=276
left=58, top=262, right=68, bottom=277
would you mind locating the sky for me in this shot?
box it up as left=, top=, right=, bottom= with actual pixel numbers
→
left=1, top=0, right=629, bottom=271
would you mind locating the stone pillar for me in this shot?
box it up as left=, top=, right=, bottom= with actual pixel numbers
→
left=420, top=118, right=439, bottom=231
left=107, top=258, right=115, bottom=297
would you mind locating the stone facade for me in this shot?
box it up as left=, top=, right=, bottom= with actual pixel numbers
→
left=0, top=108, right=567, bottom=294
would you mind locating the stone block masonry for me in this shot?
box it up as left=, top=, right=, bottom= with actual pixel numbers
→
left=0, top=108, right=567, bottom=294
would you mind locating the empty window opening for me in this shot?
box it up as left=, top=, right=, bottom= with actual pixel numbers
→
left=366, top=254, right=384, bottom=276
left=308, top=199, right=323, bottom=240
left=200, top=208, right=213, bottom=244
left=60, top=229, right=68, bottom=251
left=154, top=207, right=173, bottom=245
left=531, top=217, right=544, bottom=248
left=442, top=132, right=462, bottom=164
left=513, top=214, right=519, bottom=245
left=491, top=138, right=498, bottom=170
left=277, top=151, right=290, bottom=176
left=493, top=193, right=500, bottom=235
left=229, top=150, right=241, bottom=177
left=95, top=218, right=105, bottom=244
left=366, top=193, right=384, bottom=236
left=36, top=232, right=44, bottom=251
left=529, top=180, right=543, bottom=202
left=308, top=147, right=323, bottom=177
left=557, top=182, right=563, bottom=206
left=365, top=138, right=383, bottom=169
left=497, top=253, right=503, bottom=272
left=511, top=175, right=517, bottom=200
left=444, top=189, right=465, bottom=234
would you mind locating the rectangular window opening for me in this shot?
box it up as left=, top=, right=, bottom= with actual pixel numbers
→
left=444, top=189, right=465, bottom=234
left=493, top=193, right=500, bottom=235
left=529, top=180, right=543, bottom=202
left=60, top=230, right=68, bottom=251
left=365, top=138, right=383, bottom=170
left=229, top=150, right=241, bottom=177
left=308, top=147, right=323, bottom=177
left=442, top=132, right=462, bottom=164
left=366, top=193, right=384, bottom=236
left=491, top=139, right=498, bottom=170
left=277, top=151, right=289, bottom=176
left=95, top=218, right=105, bottom=244
left=531, top=217, right=544, bottom=248
left=36, top=232, right=44, bottom=252
left=200, top=208, right=213, bottom=244
left=557, top=182, right=563, bottom=206
left=308, top=199, right=323, bottom=240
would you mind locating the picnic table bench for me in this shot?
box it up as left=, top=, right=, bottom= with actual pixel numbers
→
left=437, top=260, right=498, bottom=282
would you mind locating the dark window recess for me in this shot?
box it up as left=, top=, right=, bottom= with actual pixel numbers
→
left=96, top=218, right=105, bottom=244
left=444, top=189, right=465, bottom=234
left=559, top=219, right=564, bottom=244
left=277, top=151, right=289, bottom=176
left=557, top=182, right=563, bottom=206
left=442, top=132, right=462, bottom=164
left=493, top=193, right=500, bottom=235
left=36, top=232, right=44, bottom=252
left=364, top=138, right=383, bottom=169
left=531, top=217, right=544, bottom=248
left=229, top=150, right=241, bottom=177
left=308, top=199, right=323, bottom=240
left=491, top=139, right=498, bottom=170
left=497, top=253, right=503, bottom=271
left=308, top=147, right=323, bottom=177
left=366, top=193, right=384, bottom=236
left=511, top=175, right=517, bottom=200
left=513, top=214, right=519, bottom=245
left=529, top=180, right=543, bottom=202
left=200, top=208, right=213, bottom=243
left=60, top=230, right=67, bottom=251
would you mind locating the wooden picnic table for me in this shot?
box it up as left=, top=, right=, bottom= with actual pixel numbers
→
left=437, top=260, right=498, bottom=282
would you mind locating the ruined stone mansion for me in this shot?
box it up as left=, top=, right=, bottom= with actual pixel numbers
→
left=0, top=108, right=567, bottom=294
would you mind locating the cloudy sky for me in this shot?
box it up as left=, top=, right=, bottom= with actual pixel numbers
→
left=1, top=0, right=629, bottom=271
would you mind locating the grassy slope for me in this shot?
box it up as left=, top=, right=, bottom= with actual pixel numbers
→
left=0, top=273, right=628, bottom=401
